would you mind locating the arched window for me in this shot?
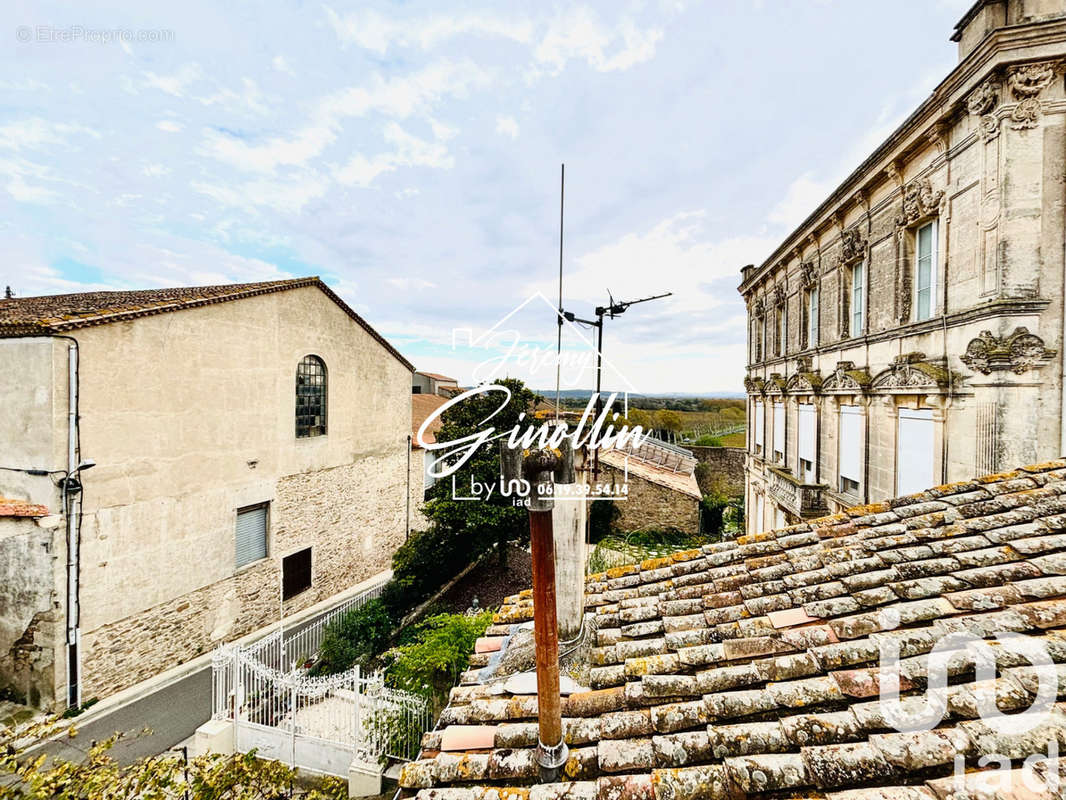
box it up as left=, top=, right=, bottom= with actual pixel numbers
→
left=296, top=355, right=327, bottom=438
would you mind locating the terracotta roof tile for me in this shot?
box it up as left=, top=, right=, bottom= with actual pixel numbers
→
left=0, top=277, right=413, bottom=369
left=402, top=459, right=1066, bottom=799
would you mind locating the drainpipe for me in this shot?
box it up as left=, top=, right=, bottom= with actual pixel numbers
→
left=64, top=340, right=81, bottom=709
left=406, top=434, right=412, bottom=542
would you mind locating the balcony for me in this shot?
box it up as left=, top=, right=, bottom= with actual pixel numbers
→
left=766, top=466, right=828, bottom=518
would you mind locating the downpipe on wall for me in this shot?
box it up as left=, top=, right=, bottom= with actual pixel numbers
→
left=62, top=339, right=82, bottom=710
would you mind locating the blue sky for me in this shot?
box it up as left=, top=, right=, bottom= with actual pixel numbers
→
left=3, top=0, right=970, bottom=393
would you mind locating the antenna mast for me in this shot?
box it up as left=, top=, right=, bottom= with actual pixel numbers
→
left=554, top=164, right=564, bottom=421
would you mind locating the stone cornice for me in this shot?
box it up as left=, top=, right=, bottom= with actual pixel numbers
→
left=738, top=18, right=1066, bottom=296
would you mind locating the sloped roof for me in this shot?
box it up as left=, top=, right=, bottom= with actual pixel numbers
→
left=599, top=449, right=701, bottom=500
left=0, top=497, right=50, bottom=517
left=417, top=371, right=458, bottom=382
left=0, top=277, right=413, bottom=370
left=413, top=393, right=450, bottom=448
left=400, top=460, right=1066, bottom=799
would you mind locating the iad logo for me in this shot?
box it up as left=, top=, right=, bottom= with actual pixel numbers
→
left=875, top=606, right=1061, bottom=793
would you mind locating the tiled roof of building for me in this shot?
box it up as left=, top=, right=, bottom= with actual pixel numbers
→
left=417, top=371, right=458, bottom=382
left=0, top=277, right=413, bottom=369
left=400, top=460, right=1066, bottom=800
left=599, top=449, right=701, bottom=500
left=413, top=393, right=450, bottom=447
left=0, top=497, right=50, bottom=517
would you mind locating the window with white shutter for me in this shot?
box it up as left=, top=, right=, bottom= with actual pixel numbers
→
left=772, top=402, right=785, bottom=463
left=755, top=493, right=765, bottom=535
left=754, top=401, right=765, bottom=454
left=798, top=403, right=816, bottom=484
left=915, top=222, right=937, bottom=321
left=897, top=408, right=935, bottom=495
left=236, top=503, right=268, bottom=568
left=424, top=449, right=437, bottom=499
left=838, top=405, right=862, bottom=496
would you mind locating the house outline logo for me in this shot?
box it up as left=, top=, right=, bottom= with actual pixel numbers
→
left=444, top=290, right=645, bottom=501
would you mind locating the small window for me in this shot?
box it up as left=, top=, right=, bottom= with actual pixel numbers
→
left=851, top=261, right=865, bottom=335
left=915, top=222, right=936, bottom=321
left=236, top=503, right=268, bottom=568
left=282, top=547, right=312, bottom=600
left=412, top=386, right=422, bottom=394
left=806, top=286, right=819, bottom=347
left=840, top=476, right=861, bottom=495
left=296, top=355, right=327, bottom=438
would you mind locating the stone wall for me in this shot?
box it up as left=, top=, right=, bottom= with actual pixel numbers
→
left=689, top=447, right=745, bottom=497
left=0, top=516, right=63, bottom=708
left=600, top=463, right=699, bottom=535
left=81, top=449, right=408, bottom=699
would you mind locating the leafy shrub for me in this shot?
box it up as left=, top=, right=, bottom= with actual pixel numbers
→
left=589, top=498, right=619, bottom=542
left=693, top=434, right=723, bottom=447
left=384, top=611, right=492, bottom=710
left=313, top=598, right=394, bottom=675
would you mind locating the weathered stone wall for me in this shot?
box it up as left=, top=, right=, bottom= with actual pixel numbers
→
left=600, top=463, right=699, bottom=535
left=62, top=285, right=412, bottom=701
left=740, top=19, right=1066, bottom=535
left=0, top=516, right=63, bottom=708
left=408, top=447, right=431, bottom=532
left=689, top=447, right=745, bottom=497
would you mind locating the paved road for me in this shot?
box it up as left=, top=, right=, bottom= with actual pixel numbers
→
left=29, top=666, right=212, bottom=766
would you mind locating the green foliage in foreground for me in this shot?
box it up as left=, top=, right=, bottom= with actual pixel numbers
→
left=383, top=611, right=493, bottom=711
left=0, top=731, right=347, bottom=800
left=313, top=598, right=394, bottom=675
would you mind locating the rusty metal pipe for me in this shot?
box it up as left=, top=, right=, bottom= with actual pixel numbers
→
left=529, top=508, right=564, bottom=770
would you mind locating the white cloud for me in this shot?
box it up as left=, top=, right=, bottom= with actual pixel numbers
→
left=395, top=187, right=420, bottom=199
left=6, top=174, right=58, bottom=204
left=336, top=122, right=454, bottom=187
left=197, top=78, right=270, bottom=115
left=0, top=118, right=100, bottom=151
left=272, top=55, right=295, bottom=76
left=193, top=170, right=330, bottom=214
left=202, top=60, right=488, bottom=174
left=495, top=115, right=519, bottom=138
left=534, top=9, right=663, bottom=75
left=156, top=120, right=183, bottom=132
left=387, top=277, right=437, bottom=290
left=143, top=63, right=203, bottom=97
left=325, top=6, right=533, bottom=54
left=142, top=164, right=172, bottom=177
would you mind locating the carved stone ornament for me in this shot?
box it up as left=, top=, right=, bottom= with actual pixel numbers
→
left=1006, top=61, right=1056, bottom=130
left=896, top=178, right=944, bottom=228
left=785, top=370, right=822, bottom=395
left=980, top=114, right=1001, bottom=141
left=966, top=78, right=1000, bottom=116
left=1010, top=98, right=1042, bottom=130
left=1008, top=62, right=1056, bottom=98
left=822, top=360, right=872, bottom=394
left=750, top=295, right=765, bottom=318
left=871, top=352, right=950, bottom=392
left=767, top=372, right=787, bottom=394
left=960, top=327, right=1057, bottom=375
left=800, top=261, right=818, bottom=288
left=744, top=375, right=766, bottom=395
left=838, top=227, right=866, bottom=265
left=772, top=284, right=786, bottom=307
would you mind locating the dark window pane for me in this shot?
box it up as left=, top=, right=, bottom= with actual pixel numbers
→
left=295, top=355, right=327, bottom=438
left=282, top=547, right=312, bottom=599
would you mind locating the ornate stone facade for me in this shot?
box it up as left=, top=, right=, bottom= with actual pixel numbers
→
left=738, top=2, right=1066, bottom=536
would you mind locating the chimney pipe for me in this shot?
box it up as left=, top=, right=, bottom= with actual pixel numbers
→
left=500, top=441, right=570, bottom=780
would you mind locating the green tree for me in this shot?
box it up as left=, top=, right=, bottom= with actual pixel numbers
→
left=422, top=378, right=540, bottom=567
left=657, top=410, right=683, bottom=441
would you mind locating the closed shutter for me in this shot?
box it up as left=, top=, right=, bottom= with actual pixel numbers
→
left=897, top=408, right=934, bottom=495
left=798, top=404, right=816, bottom=462
left=236, top=504, right=268, bottom=568
left=755, top=493, right=764, bottom=534
left=754, top=401, right=765, bottom=448
left=424, top=449, right=437, bottom=493
left=838, top=405, right=862, bottom=483
left=773, top=402, right=785, bottom=458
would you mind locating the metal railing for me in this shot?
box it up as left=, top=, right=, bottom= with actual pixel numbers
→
left=251, top=573, right=391, bottom=672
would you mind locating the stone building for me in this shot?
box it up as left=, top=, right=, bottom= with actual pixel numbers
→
left=739, top=0, right=1066, bottom=535
left=0, top=278, right=412, bottom=709
left=599, top=439, right=701, bottom=534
